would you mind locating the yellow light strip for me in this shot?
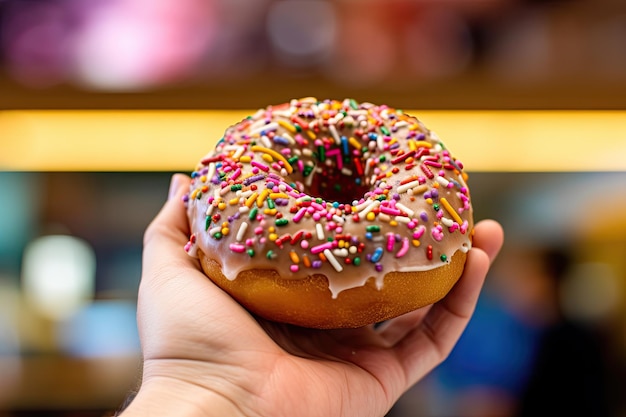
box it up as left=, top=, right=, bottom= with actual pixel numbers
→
left=1, top=110, right=625, bottom=171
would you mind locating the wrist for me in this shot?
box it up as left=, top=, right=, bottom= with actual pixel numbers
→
left=118, top=375, right=248, bottom=417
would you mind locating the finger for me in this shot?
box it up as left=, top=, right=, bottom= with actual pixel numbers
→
left=376, top=219, right=502, bottom=350
left=142, top=174, right=198, bottom=281
left=375, top=308, right=431, bottom=346
left=472, top=219, right=504, bottom=264
left=393, top=242, right=491, bottom=386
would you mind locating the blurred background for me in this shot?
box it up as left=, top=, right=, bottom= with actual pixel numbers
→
left=1, top=0, right=625, bottom=416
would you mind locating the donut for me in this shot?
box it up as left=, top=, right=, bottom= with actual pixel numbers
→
left=184, top=98, right=473, bottom=328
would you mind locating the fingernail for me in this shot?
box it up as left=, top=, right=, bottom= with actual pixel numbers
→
left=168, top=174, right=182, bottom=200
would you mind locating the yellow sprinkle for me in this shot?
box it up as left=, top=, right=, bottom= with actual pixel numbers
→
left=412, top=239, right=421, bottom=247
left=251, top=145, right=293, bottom=174
left=221, top=227, right=230, bottom=236
left=190, top=189, right=199, bottom=200
left=416, top=141, right=432, bottom=148
left=412, top=184, right=429, bottom=194
left=306, top=130, right=316, bottom=140
left=366, top=212, right=376, bottom=221
left=268, top=233, right=278, bottom=241
left=269, top=192, right=289, bottom=200
left=349, top=137, right=361, bottom=149
left=257, top=189, right=270, bottom=207
left=200, top=175, right=207, bottom=182
left=462, top=171, right=469, bottom=181
left=262, top=154, right=273, bottom=163
left=229, top=197, right=239, bottom=205
left=218, top=202, right=227, bottom=210
left=245, top=192, right=258, bottom=207
left=389, top=220, right=398, bottom=227
left=440, top=197, right=464, bottom=224
left=268, top=226, right=275, bottom=233
left=264, top=208, right=277, bottom=215
left=426, top=198, right=433, bottom=205
left=408, top=140, right=417, bottom=151
left=239, top=155, right=251, bottom=163
left=289, top=251, right=300, bottom=263
left=278, top=119, right=297, bottom=133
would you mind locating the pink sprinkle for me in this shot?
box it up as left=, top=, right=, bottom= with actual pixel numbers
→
left=413, top=225, right=426, bottom=239
left=231, top=168, right=241, bottom=180
left=251, top=161, right=270, bottom=172
left=311, top=242, right=333, bottom=254
left=229, top=243, right=246, bottom=253
left=254, top=226, right=264, bottom=235
left=386, top=233, right=395, bottom=252
left=395, top=238, right=410, bottom=258
left=290, top=265, right=299, bottom=273
left=431, top=225, right=444, bottom=241
left=380, top=206, right=402, bottom=216
left=293, top=207, right=307, bottom=223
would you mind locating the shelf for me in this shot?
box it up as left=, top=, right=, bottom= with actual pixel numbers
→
left=1, top=110, right=625, bottom=172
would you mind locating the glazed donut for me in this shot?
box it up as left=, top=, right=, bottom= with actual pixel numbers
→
left=184, top=98, right=473, bottom=328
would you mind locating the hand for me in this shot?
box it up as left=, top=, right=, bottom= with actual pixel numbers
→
left=121, top=174, right=504, bottom=417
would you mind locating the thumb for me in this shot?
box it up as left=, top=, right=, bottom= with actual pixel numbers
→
left=142, top=174, right=198, bottom=280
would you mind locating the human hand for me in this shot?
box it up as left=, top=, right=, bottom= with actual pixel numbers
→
left=121, top=174, right=504, bottom=417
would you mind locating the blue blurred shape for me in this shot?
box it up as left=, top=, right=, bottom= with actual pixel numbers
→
left=56, top=300, right=140, bottom=358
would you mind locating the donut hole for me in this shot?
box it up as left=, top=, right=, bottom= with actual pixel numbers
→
left=306, top=165, right=371, bottom=204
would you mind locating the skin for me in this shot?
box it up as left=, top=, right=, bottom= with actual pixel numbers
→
left=121, top=174, right=504, bottom=417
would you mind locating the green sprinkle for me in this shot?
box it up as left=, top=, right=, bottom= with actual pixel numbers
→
left=230, top=184, right=242, bottom=192
left=196, top=192, right=202, bottom=200
left=213, top=232, right=223, bottom=240
left=275, top=218, right=289, bottom=227
left=249, top=207, right=258, bottom=220
left=287, top=156, right=299, bottom=165
left=379, top=155, right=386, bottom=162
left=380, top=126, right=390, bottom=135
left=433, top=203, right=440, bottom=211
left=247, top=249, right=255, bottom=257
left=266, top=250, right=275, bottom=259
left=205, top=216, right=211, bottom=231
left=267, top=198, right=275, bottom=209
left=303, top=165, right=314, bottom=177
left=440, top=254, right=447, bottom=262
left=365, top=225, right=381, bottom=232
left=317, top=145, right=326, bottom=162
left=353, top=257, right=361, bottom=266
left=349, top=98, right=358, bottom=109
